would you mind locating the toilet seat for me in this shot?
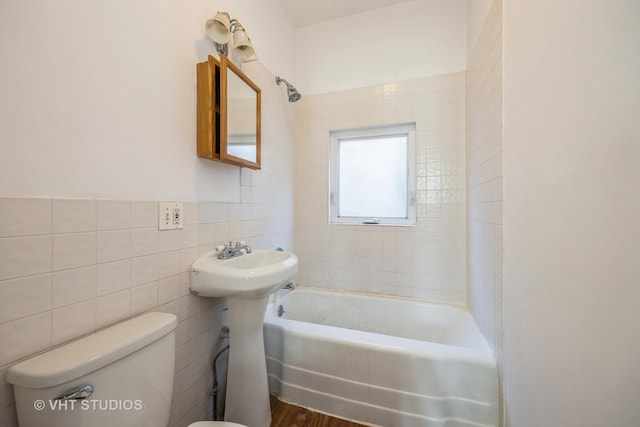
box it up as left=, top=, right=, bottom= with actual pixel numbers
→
left=187, top=422, right=248, bottom=427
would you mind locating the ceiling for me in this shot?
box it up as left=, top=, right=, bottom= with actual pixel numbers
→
left=277, top=0, right=416, bottom=28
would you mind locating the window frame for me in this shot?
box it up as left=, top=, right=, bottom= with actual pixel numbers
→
left=329, top=123, right=416, bottom=227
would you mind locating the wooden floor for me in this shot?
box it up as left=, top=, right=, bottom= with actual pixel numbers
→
left=269, top=395, right=370, bottom=427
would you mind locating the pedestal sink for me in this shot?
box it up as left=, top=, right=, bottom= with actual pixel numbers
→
left=191, top=248, right=298, bottom=427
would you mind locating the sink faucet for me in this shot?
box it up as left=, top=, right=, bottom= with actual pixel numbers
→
left=218, top=241, right=252, bottom=259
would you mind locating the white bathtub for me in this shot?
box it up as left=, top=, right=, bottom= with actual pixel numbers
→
left=263, top=287, right=498, bottom=427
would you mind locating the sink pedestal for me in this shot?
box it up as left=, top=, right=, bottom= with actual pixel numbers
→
left=189, top=248, right=298, bottom=427
left=224, top=296, right=271, bottom=427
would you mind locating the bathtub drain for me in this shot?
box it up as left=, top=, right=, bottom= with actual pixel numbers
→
left=277, top=305, right=285, bottom=317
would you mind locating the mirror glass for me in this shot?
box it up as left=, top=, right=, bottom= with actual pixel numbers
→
left=226, top=68, right=257, bottom=162
left=221, top=55, right=261, bottom=169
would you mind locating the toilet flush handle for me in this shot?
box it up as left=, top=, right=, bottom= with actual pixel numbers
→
left=54, top=384, right=94, bottom=400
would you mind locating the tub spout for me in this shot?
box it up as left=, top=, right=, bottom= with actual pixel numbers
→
left=281, top=281, right=294, bottom=291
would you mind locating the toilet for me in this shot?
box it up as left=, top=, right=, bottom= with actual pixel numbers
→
left=7, top=312, right=247, bottom=427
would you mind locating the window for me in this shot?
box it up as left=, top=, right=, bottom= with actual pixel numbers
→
left=330, top=123, right=416, bottom=226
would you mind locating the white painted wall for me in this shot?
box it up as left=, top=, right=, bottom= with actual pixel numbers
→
left=466, top=0, right=494, bottom=61
left=0, top=0, right=295, bottom=201
left=503, top=1, right=640, bottom=426
left=465, top=0, right=503, bottom=419
left=295, top=0, right=466, bottom=95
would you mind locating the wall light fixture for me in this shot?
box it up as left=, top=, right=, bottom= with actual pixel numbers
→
left=205, top=12, right=258, bottom=63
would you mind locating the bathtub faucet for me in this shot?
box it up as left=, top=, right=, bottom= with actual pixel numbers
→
left=281, top=281, right=294, bottom=291
left=218, top=241, right=252, bottom=259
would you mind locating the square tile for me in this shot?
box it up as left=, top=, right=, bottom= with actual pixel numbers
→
left=96, top=290, right=130, bottom=329
left=158, top=275, right=181, bottom=305
left=53, top=266, right=97, bottom=308
left=131, top=282, right=158, bottom=315
left=53, top=233, right=96, bottom=271
left=198, top=224, right=214, bottom=246
left=0, top=312, right=51, bottom=366
left=131, top=200, right=158, bottom=228
left=132, top=227, right=158, bottom=257
left=0, top=197, right=51, bottom=237
left=0, top=236, right=52, bottom=280
left=181, top=248, right=199, bottom=273
left=52, top=300, right=95, bottom=346
left=97, top=199, right=131, bottom=231
left=97, top=260, right=131, bottom=296
left=158, top=250, right=181, bottom=279
left=53, top=198, right=96, bottom=233
left=159, top=229, right=182, bottom=253
left=131, top=255, right=158, bottom=286
left=199, top=202, right=216, bottom=224
left=97, top=230, right=131, bottom=263
left=182, top=202, right=199, bottom=225
left=0, top=274, right=52, bottom=323
left=179, top=294, right=199, bottom=321
left=181, top=225, right=199, bottom=249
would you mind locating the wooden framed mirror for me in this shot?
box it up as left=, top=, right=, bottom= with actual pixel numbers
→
left=196, top=54, right=261, bottom=169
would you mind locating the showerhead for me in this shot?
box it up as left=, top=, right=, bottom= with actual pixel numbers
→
left=275, top=76, right=302, bottom=103
left=287, top=87, right=302, bottom=103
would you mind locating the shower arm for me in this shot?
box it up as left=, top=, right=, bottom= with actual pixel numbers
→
left=275, top=76, right=293, bottom=90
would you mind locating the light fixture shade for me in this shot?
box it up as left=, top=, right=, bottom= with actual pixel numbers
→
left=232, top=22, right=258, bottom=62
left=205, top=12, right=231, bottom=44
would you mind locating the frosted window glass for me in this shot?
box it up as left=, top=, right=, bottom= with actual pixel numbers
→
left=330, top=123, right=416, bottom=226
left=338, top=137, right=407, bottom=218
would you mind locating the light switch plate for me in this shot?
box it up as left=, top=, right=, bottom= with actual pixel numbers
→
left=159, top=202, right=183, bottom=230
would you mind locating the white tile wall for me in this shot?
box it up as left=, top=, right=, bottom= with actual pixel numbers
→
left=53, top=232, right=96, bottom=270
left=0, top=275, right=52, bottom=323
left=0, top=191, right=295, bottom=426
left=52, top=299, right=95, bottom=345
left=53, top=266, right=96, bottom=308
left=465, top=0, right=503, bottom=421
left=53, top=198, right=96, bottom=233
left=295, top=73, right=467, bottom=302
left=0, top=197, right=51, bottom=237
left=0, top=236, right=52, bottom=281
left=97, top=199, right=131, bottom=231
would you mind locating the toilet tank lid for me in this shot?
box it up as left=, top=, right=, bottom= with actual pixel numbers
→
left=7, top=312, right=177, bottom=389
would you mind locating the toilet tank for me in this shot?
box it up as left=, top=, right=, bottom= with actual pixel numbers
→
left=7, top=312, right=177, bottom=427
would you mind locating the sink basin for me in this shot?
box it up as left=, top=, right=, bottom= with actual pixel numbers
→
left=190, top=249, right=298, bottom=298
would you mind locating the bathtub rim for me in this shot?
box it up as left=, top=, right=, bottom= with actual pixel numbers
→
left=265, top=286, right=496, bottom=366
left=270, top=285, right=471, bottom=311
